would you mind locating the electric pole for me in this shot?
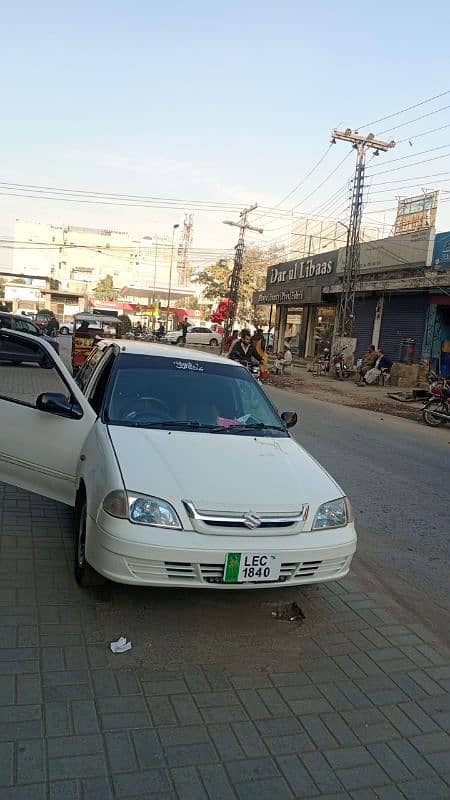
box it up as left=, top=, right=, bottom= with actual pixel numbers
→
left=222, top=203, right=263, bottom=347
left=331, top=129, right=395, bottom=338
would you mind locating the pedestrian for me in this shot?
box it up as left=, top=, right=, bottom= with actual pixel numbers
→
left=46, top=314, right=59, bottom=338
left=224, top=329, right=239, bottom=353
left=358, top=344, right=377, bottom=383
left=181, top=316, right=189, bottom=346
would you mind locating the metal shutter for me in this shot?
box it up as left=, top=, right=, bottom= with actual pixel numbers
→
left=353, top=297, right=377, bottom=359
left=379, top=294, right=428, bottom=362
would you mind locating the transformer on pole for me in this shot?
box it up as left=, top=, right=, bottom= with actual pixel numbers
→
left=332, top=129, right=395, bottom=338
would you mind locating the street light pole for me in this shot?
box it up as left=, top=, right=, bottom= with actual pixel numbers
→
left=165, top=223, right=179, bottom=331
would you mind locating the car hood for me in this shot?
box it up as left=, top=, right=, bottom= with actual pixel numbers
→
left=107, top=426, right=342, bottom=513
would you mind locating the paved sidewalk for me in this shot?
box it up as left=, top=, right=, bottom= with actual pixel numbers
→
left=1, top=481, right=449, bottom=799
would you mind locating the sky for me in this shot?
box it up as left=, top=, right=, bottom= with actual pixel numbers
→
left=1, top=0, right=449, bottom=267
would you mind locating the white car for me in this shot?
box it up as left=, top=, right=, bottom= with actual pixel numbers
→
left=0, top=331, right=356, bottom=589
left=165, top=325, right=222, bottom=347
left=59, top=321, right=74, bottom=335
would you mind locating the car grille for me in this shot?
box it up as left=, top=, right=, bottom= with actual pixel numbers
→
left=125, top=556, right=350, bottom=584
left=182, top=500, right=309, bottom=535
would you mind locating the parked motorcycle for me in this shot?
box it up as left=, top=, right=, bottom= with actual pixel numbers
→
left=422, top=382, right=450, bottom=427
left=332, top=345, right=349, bottom=380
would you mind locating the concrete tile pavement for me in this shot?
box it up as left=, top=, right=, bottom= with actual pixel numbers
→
left=0, top=481, right=450, bottom=799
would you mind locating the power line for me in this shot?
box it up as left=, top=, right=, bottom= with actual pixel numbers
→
left=378, top=103, right=450, bottom=136
left=358, top=90, right=450, bottom=129
left=397, top=121, right=450, bottom=144
left=253, top=145, right=333, bottom=223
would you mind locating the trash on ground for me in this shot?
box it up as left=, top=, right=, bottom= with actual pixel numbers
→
left=271, top=601, right=305, bottom=622
left=110, top=636, right=132, bottom=653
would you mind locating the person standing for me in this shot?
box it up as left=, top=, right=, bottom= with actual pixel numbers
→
left=181, top=317, right=189, bottom=346
left=46, top=314, right=59, bottom=338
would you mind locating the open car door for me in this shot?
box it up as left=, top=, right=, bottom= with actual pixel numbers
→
left=0, top=329, right=96, bottom=506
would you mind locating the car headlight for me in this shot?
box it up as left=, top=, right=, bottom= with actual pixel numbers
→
left=312, top=497, right=352, bottom=530
left=102, top=491, right=182, bottom=529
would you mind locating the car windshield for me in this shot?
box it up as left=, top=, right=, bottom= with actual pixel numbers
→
left=105, top=353, right=287, bottom=436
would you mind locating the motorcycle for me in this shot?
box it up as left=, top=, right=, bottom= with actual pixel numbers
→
left=240, top=359, right=261, bottom=382
left=332, top=345, right=349, bottom=380
left=422, top=381, right=450, bottom=427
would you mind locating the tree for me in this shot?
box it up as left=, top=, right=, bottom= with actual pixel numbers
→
left=192, top=262, right=231, bottom=301
left=93, top=274, right=118, bottom=302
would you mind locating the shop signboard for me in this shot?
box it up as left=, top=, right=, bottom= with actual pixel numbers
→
left=253, top=285, right=322, bottom=306
left=336, top=230, right=434, bottom=275
left=433, top=231, right=450, bottom=268
left=394, top=191, right=439, bottom=235
left=265, top=250, right=337, bottom=291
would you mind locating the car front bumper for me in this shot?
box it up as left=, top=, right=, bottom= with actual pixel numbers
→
left=86, top=509, right=357, bottom=588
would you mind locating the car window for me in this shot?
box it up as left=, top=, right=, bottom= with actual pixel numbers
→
left=86, top=348, right=116, bottom=414
left=0, top=331, right=70, bottom=408
left=0, top=315, right=12, bottom=329
left=14, top=318, right=39, bottom=335
left=200, top=328, right=211, bottom=333
left=105, top=353, right=286, bottom=436
left=75, top=347, right=105, bottom=392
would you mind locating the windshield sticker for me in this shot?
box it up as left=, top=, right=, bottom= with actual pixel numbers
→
left=173, top=360, right=204, bottom=372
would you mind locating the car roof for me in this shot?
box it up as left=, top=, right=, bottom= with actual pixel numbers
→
left=98, top=339, right=233, bottom=365
left=0, top=311, right=37, bottom=322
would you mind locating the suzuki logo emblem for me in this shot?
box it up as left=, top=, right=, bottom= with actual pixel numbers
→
left=243, top=513, right=262, bottom=530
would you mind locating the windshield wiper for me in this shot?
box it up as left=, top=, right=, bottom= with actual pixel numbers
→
left=123, top=420, right=224, bottom=431
left=225, top=423, right=287, bottom=434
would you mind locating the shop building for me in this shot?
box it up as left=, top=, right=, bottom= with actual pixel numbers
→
left=255, top=228, right=450, bottom=374
left=253, top=249, right=339, bottom=358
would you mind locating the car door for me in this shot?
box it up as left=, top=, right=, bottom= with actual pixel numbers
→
left=0, top=329, right=96, bottom=506
left=188, top=327, right=201, bottom=344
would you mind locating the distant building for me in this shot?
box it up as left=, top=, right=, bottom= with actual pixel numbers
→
left=12, top=220, right=179, bottom=294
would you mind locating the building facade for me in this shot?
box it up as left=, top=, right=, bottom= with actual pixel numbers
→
left=255, top=228, right=450, bottom=375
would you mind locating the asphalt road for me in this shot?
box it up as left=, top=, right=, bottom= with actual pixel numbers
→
left=268, top=385, right=450, bottom=641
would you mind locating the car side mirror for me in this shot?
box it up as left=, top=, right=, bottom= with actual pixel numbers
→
left=281, top=411, right=298, bottom=429
left=36, top=392, right=83, bottom=420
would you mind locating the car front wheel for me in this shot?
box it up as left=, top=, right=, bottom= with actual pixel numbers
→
left=60, top=326, right=69, bottom=335
left=74, top=499, right=105, bottom=587
left=209, top=338, right=218, bottom=347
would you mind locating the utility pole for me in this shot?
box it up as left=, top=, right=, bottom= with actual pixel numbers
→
left=331, top=129, right=395, bottom=338
left=222, top=203, right=263, bottom=347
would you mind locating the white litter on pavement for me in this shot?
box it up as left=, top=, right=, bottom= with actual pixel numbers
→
left=110, top=636, right=132, bottom=654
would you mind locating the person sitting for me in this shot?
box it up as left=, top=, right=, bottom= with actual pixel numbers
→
left=375, top=349, right=392, bottom=384
left=358, top=344, right=377, bottom=383
left=272, top=343, right=293, bottom=375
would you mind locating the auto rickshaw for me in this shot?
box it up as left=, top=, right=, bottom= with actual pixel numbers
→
left=71, top=313, right=122, bottom=374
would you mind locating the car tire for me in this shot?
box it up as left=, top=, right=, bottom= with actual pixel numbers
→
left=209, top=338, right=218, bottom=347
left=74, top=496, right=106, bottom=587
left=60, top=326, right=69, bottom=335
left=176, top=337, right=183, bottom=345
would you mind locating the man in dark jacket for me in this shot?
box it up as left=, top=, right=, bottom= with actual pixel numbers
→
left=228, top=329, right=263, bottom=365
